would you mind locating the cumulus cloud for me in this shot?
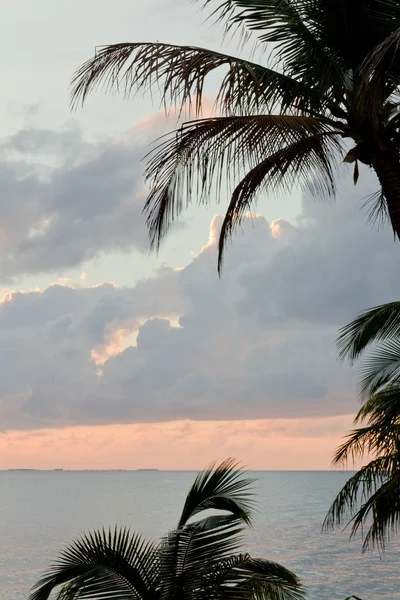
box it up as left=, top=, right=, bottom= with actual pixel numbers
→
left=0, top=118, right=177, bottom=280
left=0, top=166, right=399, bottom=431
left=1, top=167, right=400, bottom=430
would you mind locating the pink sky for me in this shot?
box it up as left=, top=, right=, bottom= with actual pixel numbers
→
left=0, top=414, right=363, bottom=470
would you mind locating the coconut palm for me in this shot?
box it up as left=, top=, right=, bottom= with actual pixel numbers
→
left=323, top=303, right=400, bottom=551
left=30, top=458, right=304, bottom=600
left=71, top=0, right=400, bottom=270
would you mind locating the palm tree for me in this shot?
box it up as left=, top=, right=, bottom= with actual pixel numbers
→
left=30, top=458, right=304, bottom=600
left=71, top=0, right=400, bottom=270
left=324, top=303, right=400, bottom=552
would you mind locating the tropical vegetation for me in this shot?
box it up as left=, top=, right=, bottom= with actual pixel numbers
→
left=72, top=0, right=400, bottom=270
left=324, top=302, right=400, bottom=551
left=30, top=459, right=304, bottom=600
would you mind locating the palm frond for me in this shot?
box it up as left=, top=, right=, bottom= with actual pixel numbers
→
left=362, top=188, right=388, bottom=229
left=323, top=454, right=400, bottom=551
left=337, top=301, right=400, bottom=362
left=158, top=460, right=254, bottom=600
left=71, top=42, right=326, bottom=117
left=357, top=383, right=400, bottom=426
left=351, top=470, right=400, bottom=552
left=361, top=25, right=400, bottom=87
left=142, top=114, right=342, bottom=255
left=333, top=425, right=380, bottom=465
left=359, top=338, right=400, bottom=396
left=226, top=556, right=305, bottom=600
left=206, top=0, right=346, bottom=100
left=159, top=517, right=246, bottom=600
left=357, top=26, right=400, bottom=128
left=217, top=129, right=342, bottom=271
left=29, top=528, right=159, bottom=600
left=333, top=421, right=400, bottom=467
left=178, top=458, right=254, bottom=528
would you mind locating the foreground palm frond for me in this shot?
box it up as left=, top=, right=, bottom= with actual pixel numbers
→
left=217, top=128, right=341, bottom=269
left=325, top=305, right=400, bottom=550
left=71, top=42, right=327, bottom=117
left=72, top=1, right=400, bottom=267
left=324, top=452, right=400, bottom=552
left=30, top=459, right=304, bottom=600
left=337, top=302, right=400, bottom=363
left=142, top=114, right=343, bottom=267
left=326, top=300, right=400, bottom=551
left=337, top=302, right=400, bottom=397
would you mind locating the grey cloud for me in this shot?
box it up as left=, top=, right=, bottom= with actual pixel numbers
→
left=0, top=124, right=168, bottom=279
left=1, top=168, right=400, bottom=430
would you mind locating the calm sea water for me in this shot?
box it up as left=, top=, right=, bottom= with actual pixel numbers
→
left=0, top=471, right=398, bottom=600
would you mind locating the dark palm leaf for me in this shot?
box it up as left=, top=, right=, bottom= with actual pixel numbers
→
left=362, top=189, right=388, bottom=229
left=356, top=382, right=400, bottom=426
left=178, top=458, right=254, bottom=527
left=29, top=528, right=159, bottom=600
left=333, top=384, right=400, bottom=465
left=223, top=556, right=305, bottom=600
left=358, top=338, right=400, bottom=396
left=217, top=129, right=342, bottom=270
left=71, top=0, right=400, bottom=267
left=180, top=552, right=304, bottom=600
left=159, top=517, right=245, bottom=600
left=70, top=42, right=326, bottom=117
left=323, top=453, right=400, bottom=551
left=158, top=459, right=255, bottom=599
left=207, top=0, right=346, bottom=99
left=337, top=301, right=400, bottom=362
left=326, top=352, right=400, bottom=552
left=142, top=114, right=343, bottom=256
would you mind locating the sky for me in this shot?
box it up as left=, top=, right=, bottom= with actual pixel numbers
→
left=1, top=0, right=400, bottom=470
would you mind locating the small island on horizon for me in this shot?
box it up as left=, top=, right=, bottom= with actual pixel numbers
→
left=137, top=468, right=159, bottom=471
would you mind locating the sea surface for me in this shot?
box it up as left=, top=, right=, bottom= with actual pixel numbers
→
left=0, top=470, right=398, bottom=600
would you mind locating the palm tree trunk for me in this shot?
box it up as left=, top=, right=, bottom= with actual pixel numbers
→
left=371, top=150, right=400, bottom=238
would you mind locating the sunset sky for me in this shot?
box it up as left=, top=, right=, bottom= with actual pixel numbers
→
left=1, top=0, right=400, bottom=470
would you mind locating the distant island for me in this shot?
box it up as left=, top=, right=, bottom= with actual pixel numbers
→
left=137, top=468, right=159, bottom=471
left=8, top=468, right=40, bottom=471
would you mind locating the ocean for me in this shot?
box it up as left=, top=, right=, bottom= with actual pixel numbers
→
left=0, top=470, right=398, bottom=600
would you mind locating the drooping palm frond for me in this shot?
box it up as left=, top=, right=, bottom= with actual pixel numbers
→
left=142, top=114, right=343, bottom=257
left=29, top=528, right=160, bottom=600
left=323, top=453, right=400, bottom=552
left=337, top=301, right=400, bottom=362
left=356, top=382, right=400, bottom=426
left=217, top=129, right=342, bottom=270
left=333, top=382, right=400, bottom=465
left=333, top=424, right=382, bottom=465
left=362, top=188, right=388, bottom=229
left=71, top=42, right=328, bottom=117
left=326, top=351, right=400, bottom=552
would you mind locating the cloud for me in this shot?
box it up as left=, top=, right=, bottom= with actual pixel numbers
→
left=0, top=117, right=178, bottom=280
left=1, top=167, right=400, bottom=431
